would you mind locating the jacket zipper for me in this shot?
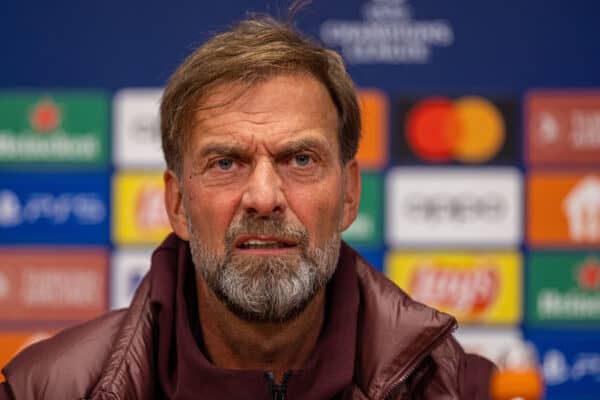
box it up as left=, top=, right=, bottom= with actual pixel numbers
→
left=382, top=322, right=458, bottom=400
left=264, top=370, right=292, bottom=400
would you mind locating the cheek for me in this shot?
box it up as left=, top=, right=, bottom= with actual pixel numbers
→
left=285, top=184, right=343, bottom=239
left=184, top=188, right=241, bottom=245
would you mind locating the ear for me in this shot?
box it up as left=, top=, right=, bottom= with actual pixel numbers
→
left=164, top=169, right=190, bottom=241
left=340, top=159, right=361, bottom=231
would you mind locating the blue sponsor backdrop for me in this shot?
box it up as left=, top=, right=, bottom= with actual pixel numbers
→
left=2, top=1, right=600, bottom=398
left=0, top=172, right=110, bottom=244
left=1, top=1, right=600, bottom=90
left=525, top=329, right=600, bottom=400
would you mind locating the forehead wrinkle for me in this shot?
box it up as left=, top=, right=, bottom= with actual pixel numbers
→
left=188, top=74, right=340, bottom=163
left=194, top=110, right=290, bottom=138
left=194, top=89, right=335, bottom=135
left=194, top=113, right=328, bottom=148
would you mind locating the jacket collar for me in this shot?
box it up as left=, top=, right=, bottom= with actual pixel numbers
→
left=150, top=234, right=360, bottom=399
left=143, top=237, right=458, bottom=399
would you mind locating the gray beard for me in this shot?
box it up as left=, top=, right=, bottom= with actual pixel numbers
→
left=188, top=214, right=340, bottom=323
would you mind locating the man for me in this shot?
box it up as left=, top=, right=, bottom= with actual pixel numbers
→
left=1, top=12, right=495, bottom=400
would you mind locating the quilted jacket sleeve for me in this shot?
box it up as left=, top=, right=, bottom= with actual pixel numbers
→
left=0, top=382, right=15, bottom=400
left=461, top=353, right=497, bottom=400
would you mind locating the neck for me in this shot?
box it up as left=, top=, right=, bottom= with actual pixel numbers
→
left=195, top=275, right=325, bottom=383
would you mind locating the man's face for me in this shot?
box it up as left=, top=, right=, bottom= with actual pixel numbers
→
left=164, top=74, right=360, bottom=322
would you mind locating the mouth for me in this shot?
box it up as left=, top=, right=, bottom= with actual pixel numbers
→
left=235, top=236, right=298, bottom=252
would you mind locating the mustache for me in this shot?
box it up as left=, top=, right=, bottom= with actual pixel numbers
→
left=224, top=214, right=309, bottom=249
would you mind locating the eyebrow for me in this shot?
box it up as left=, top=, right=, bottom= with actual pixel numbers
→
left=195, top=136, right=332, bottom=162
left=274, top=137, right=331, bottom=160
left=197, top=143, right=247, bottom=159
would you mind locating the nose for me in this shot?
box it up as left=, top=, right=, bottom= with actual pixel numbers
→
left=240, top=158, right=286, bottom=217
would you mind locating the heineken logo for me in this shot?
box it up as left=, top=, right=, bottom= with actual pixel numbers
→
left=537, top=290, right=600, bottom=319
left=577, top=257, right=600, bottom=290
left=29, top=98, right=61, bottom=133
left=0, top=92, right=108, bottom=165
left=409, top=264, right=499, bottom=314
left=530, top=253, right=600, bottom=322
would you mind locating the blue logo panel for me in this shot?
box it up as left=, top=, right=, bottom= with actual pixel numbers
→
left=0, top=172, right=110, bottom=244
left=525, top=328, right=600, bottom=400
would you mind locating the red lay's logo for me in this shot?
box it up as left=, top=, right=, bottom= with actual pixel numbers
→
left=409, top=265, right=499, bottom=314
left=387, top=253, right=520, bottom=324
left=135, top=185, right=169, bottom=230
left=29, top=98, right=61, bottom=133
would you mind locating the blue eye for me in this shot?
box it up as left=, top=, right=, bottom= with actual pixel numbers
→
left=294, top=154, right=311, bottom=166
left=217, top=158, right=234, bottom=170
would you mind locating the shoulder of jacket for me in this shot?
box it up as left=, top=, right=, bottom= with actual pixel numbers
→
left=349, top=247, right=496, bottom=399
left=3, top=309, right=127, bottom=399
left=423, top=335, right=496, bottom=400
left=346, top=245, right=456, bottom=396
left=91, top=274, right=156, bottom=399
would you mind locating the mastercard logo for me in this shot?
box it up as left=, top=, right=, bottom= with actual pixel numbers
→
left=405, top=97, right=506, bottom=163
